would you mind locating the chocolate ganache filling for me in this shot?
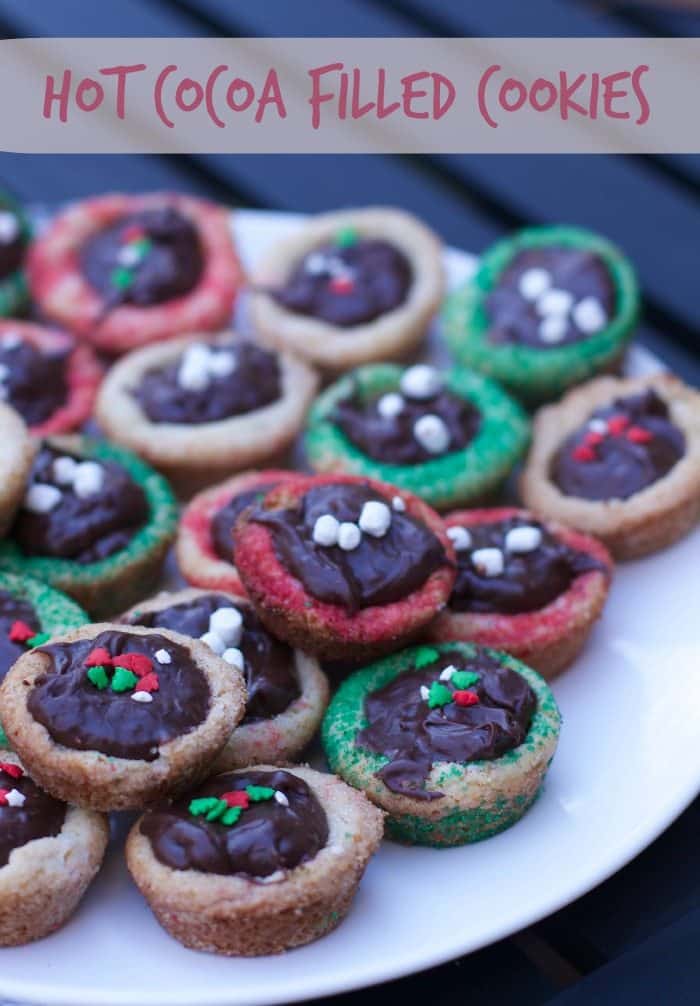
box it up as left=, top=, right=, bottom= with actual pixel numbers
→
left=448, top=517, right=604, bottom=615
left=486, top=246, right=615, bottom=349
left=0, top=590, right=40, bottom=685
left=357, top=650, right=536, bottom=799
left=140, top=768, right=328, bottom=876
left=13, top=445, right=149, bottom=564
left=332, top=385, right=481, bottom=465
left=253, top=483, right=447, bottom=612
left=135, top=341, right=281, bottom=425
left=0, top=763, right=66, bottom=867
left=28, top=630, right=211, bottom=761
left=128, top=593, right=299, bottom=722
left=212, top=484, right=280, bottom=562
left=551, top=388, right=685, bottom=501
left=80, top=207, right=204, bottom=308
left=274, top=237, right=412, bottom=327
left=0, top=336, right=69, bottom=426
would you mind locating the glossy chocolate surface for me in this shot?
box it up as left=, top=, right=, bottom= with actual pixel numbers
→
left=211, top=484, right=279, bottom=563
left=0, top=763, right=66, bottom=868
left=0, top=337, right=69, bottom=426
left=0, top=590, right=40, bottom=685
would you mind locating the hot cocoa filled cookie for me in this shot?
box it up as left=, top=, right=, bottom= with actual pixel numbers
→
left=96, top=332, right=317, bottom=494
left=323, top=641, right=560, bottom=846
left=520, top=373, right=700, bottom=558
left=251, top=207, right=444, bottom=373
left=428, top=508, right=612, bottom=678
left=28, top=192, right=243, bottom=354
left=233, top=474, right=455, bottom=661
left=0, top=623, right=246, bottom=811
left=122, top=588, right=329, bottom=770
left=126, top=764, right=383, bottom=955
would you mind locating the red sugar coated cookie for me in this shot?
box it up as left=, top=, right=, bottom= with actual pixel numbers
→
left=27, top=192, right=243, bottom=354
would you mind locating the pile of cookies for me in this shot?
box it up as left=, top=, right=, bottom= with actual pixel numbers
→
left=0, top=191, right=697, bottom=958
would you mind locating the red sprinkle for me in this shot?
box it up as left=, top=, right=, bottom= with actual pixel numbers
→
left=453, top=690, right=480, bottom=708
left=85, top=647, right=112, bottom=667
left=0, top=762, right=23, bottom=779
left=122, top=224, right=146, bottom=243
left=134, top=672, right=159, bottom=693
left=328, top=276, right=355, bottom=295
left=584, top=431, right=604, bottom=447
left=627, top=425, right=653, bottom=444
left=8, top=621, right=35, bottom=643
left=0, top=789, right=9, bottom=806
left=117, top=653, right=153, bottom=677
left=608, top=414, right=630, bottom=436
left=221, top=790, right=250, bottom=809
left=572, top=444, right=597, bottom=463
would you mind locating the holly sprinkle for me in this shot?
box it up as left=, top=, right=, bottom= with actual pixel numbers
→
left=84, top=646, right=162, bottom=701
left=572, top=411, right=655, bottom=464
left=419, top=667, right=480, bottom=710
left=189, top=784, right=284, bottom=828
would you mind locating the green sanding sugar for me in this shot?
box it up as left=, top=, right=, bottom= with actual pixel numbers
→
left=305, top=363, right=530, bottom=511
left=442, top=224, right=640, bottom=406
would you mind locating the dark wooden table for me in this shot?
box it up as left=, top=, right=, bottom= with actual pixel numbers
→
left=0, top=2, right=697, bottom=1003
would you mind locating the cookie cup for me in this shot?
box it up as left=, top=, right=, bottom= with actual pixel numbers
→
left=322, top=642, right=560, bottom=847
left=429, top=508, right=613, bottom=679
left=306, top=363, right=530, bottom=510
left=0, top=436, right=178, bottom=618
left=0, top=752, right=109, bottom=946
left=443, top=225, right=639, bottom=406
left=96, top=332, right=318, bottom=495
left=126, top=764, right=384, bottom=956
left=0, top=623, right=246, bottom=811
left=177, top=469, right=298, bottom=595
left=520, top=374, right=700, bottom=559
left=234, top=474, right=456, bottom=662
left=251, top=207, right=444, bottom=373
left=122, top=587, right=330, bottom=770
left=27, top=192, right=243, bottom=354
left=0, top=402, right=33, bottom=536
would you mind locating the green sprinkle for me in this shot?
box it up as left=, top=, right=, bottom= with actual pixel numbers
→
left=451, top=670, right=480, bottom=690
left=246, top=785, right=276, bottom=802
left=205, top=799, right=228, bottom=822
left=110, top=266, right=133, bottom=291
left=189, top=797, right=220, bottom=817
left=87, top=665, right=110, bottom=690
left=0, top=725, right=9, bottom=748
left=427, top=681, right=453, bottom=709
left=111, top=667, right=138, bottom=692
left=133, top=237, right=152, bottom=257
left=335, top=226, right=358, bottom=248
left=27, top=632, right=51, bottom=648
left=221, top=807, right=242, bottom=826
left=414, top=646, right=440, bottom=669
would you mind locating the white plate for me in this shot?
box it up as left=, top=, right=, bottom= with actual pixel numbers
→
left=0, top=211, right=698, bottom=1006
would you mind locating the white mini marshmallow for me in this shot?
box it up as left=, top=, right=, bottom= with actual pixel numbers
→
left=539, top=315, right=568, bottom=344
left=305, top=252, right=328, bottom=275
left=52, top=455, right=78, bottom=485
left=537, top=288, right=574, bottom=317
left=572, top=296, right=607, bottom=334
left=208, top=351, right=237, bottom=378
left=274, top=791, right=289, bottom=806
left=222, top=647, right=245, bottom=670
left=518, top=267, right=552, bottom=301
left=131, top=691, right=153, bottom=703
left=377, top=392, right=405, bottom=419
left=200, top=630, right=226, bottom=656
left=446, top=525, right=472, bottom=551
left=439, top=665, right=458, bottom=682
left=400, top=364, right=443, bottom=400
left=419, top=685, right=430, bottom=701
left=72, top=461, right=104, bottom=499
left=588, top=418, right=608, bottom=435
left=505, top=525, right=542, bottom=554
left=414, top=414, right=450, bottom=455
left=117, top=244, right=142, bottom=268
left=337, top=522, right=362, bottom=551
left=312, top=513, right=340, bottom=547
left=5, top=788, right=25, bottom=807
left=209, top=607, right=243, bottom=648
left=0, top=331, right=22, bottom=350
left=358, top=500, right=392, bottom=538
left=177, top=344, right=211, bottom=392
left=471, top=547, right=505, bottom=577
left=0, top=211, right=19, bottom=244
left=24, top=483, right=62, bottom=514
left=154, top=648, right=172, bottom=665
left=392, top=495, right=406, bottom=512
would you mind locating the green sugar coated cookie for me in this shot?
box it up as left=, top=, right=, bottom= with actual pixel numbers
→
left=305, top=363, right=530, bottom=511
left=0, top=570, right=88, bottom=748
left=442, top=225, right=640, bottom=407
left=0, top=437, right=178, bottom=619
left=322, top=641, right=561, bottom=847
left=0, top=192, right=31, bottom=317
